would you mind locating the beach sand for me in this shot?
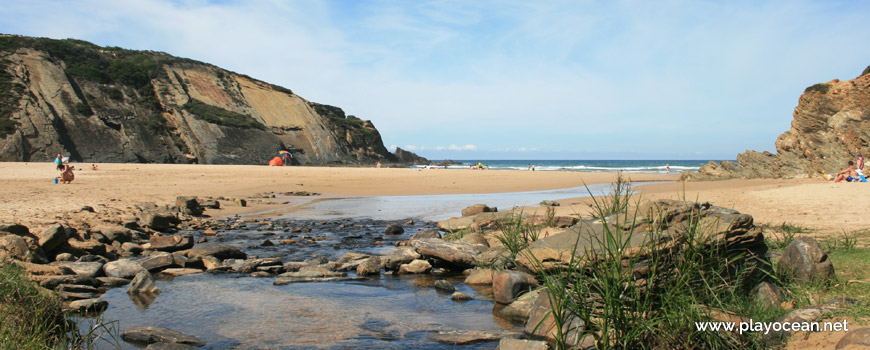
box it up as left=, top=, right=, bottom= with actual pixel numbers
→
left=0, top=162, right=863, bottom=237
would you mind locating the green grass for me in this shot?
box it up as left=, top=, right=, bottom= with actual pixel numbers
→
left=0, top=262, right=68, bottom=349
left=183, top=99, right=264, bottom=129
left=763, top=222, right=813, bottom=250
left=494, top=214, right=540, bottom=263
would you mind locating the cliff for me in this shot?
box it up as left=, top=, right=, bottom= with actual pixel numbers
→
left=684, top=67, right=870, bottom=180
left=0, top=34, right=427, bottom=165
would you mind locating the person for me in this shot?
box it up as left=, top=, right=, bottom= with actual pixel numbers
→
left=281, top=151, right=292, bottom=166
left=58, top=165, right=75, bottom=184
left=91, top=164, right=99, bottom=171
left=54, top=154, right=63, bottom=171
left=666, top=163, right=670, bottom=174
left=532, top=164, right=536, bottom=171
left=857, top=152, right=864, bottom=171
left=376, top=161, right=382, bottom=168
left=527, top=164, right=531, bottom=171
left=834, top=161, right=859, bottom=182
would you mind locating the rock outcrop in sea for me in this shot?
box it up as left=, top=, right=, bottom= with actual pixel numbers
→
left=0, top=34, right=426, bottom=166
left=684, top=67, right=870, bottom=180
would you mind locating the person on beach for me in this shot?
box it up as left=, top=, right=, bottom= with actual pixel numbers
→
left=834, top=161, right=859, bottom=182
left=857, top=152, right=864, bottom=171
left=57, top=165, right=75, bottom=184
left=666, top=163, right=670, bottom=173
left=532, top=164, right=536, bottom=171
left=54, top=154, right=63, bottom=171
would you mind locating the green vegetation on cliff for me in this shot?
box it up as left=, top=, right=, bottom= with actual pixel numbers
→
left=804, top=83, right=831, bottom=94
left=183, top=99, right=264, bottom=129
left=308, top=101, right=379, bottom=143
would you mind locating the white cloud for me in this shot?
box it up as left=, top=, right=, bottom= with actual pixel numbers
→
left=447, top=144, right=462, bottom=151
left=435, top=146, right=446, bottom=151
left=403, top=145, right=417, bottom=150
left=462, top=144, right=477, bottom=151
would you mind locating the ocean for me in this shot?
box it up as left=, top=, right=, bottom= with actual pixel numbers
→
left=414, top=159, right=726, bottom=173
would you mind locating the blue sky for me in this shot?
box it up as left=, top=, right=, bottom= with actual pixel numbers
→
left=2, top=1, right=869, bottom=160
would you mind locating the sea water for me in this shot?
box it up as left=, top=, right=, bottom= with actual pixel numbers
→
left=417, top=159, right=722, bottom=173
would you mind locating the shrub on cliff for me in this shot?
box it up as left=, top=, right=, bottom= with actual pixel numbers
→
left=183, top=99, right=264, bottom=129
left=804, top=83, right=831, bottom=94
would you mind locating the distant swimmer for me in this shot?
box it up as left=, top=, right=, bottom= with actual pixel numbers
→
left=666, top=163, right=670, bottom=174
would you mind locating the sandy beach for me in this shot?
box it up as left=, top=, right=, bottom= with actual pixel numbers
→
left=1, top=162, right=864, bottom=237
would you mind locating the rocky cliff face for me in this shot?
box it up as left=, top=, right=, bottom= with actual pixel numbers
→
left=685, top=68, right=870, bottom=180
left=0, top=35, right=426, bottom=165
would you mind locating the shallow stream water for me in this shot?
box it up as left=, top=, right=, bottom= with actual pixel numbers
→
left=91, top=184, right=618, bottom=349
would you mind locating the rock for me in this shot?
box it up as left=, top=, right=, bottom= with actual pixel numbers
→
left=175, top=196, right=204, bottom=216
left=160, top=268, right=203, bottom=277
left=462, top=204, right=497, bottom=217
left=384, top=224, right=405, bottom=235
left=150, top=235, right=194, bottom=252
left=128, top=271, right=161, bottom=295
left=0, top=223, right=31, bottom=236
left=525, top=290, right=586, bottom=346
left=202, top=229, right=217, bottom=236
left=539, top=200, right=560, bottom=207
left=121, top=326, right=204, bottom=347
left=465, top=268, right=496, bottom=285
left=57, top=261, right=104, bottom=277
left=411, top=238, right=485, bottom=270
left=55, top=252, right=75, bottom=261
left=399, top=259, right=432, bottom=274
left=98, top=226, right=132, bottom=243
left=837, top=327, right=870, bottom=349
left=122, top=242, right=143, bottom=255
left=338, top=252, right=370, bottom=264
left=451, top=292, right=472, bottom=301
left=200, top=256, right=223, bottom=271
left=493, top=270, right=538, bottom=304
left=766, top=305, right=839, bottom=340
left=355, top=257, right=381, bottom=276
left=139, top=253, right=178, bottom=272
left=103, top=259, right=147, bottom=279
left=146, top=343, right=197, bottom=350
left=68, top=298, right=109, bottom=313
left=752, top=281, right=783, bottom=308
left=498, top=338, right=549, bottom=350
left=433, top=279, right=455, bottom=293
left=475, top=247, right=511, bottom=268
left=429, top=329, right=519, bottom=345
left=19, top=261, right=70, bottom=275
left=0, top=235, right=38, bottom=262
left=410, top=229, right=441, bottom=240
left=234, top=198, right=247, bottom=207
left=33, top=275, right=99, bottom=289
left=140, top=211, right=180, bottom=231
left=98, top=277, right=131, bottom=288
left=496, top=289, right=541, bottom=322
left=183, top=243, right=247, bottom=260
left=778, top=237, right=835, bottom=283
left=382, top=246, right=422, bottom=271
left=38, top=224, right=68, bottom=253
left=200, top=199, right=221, bottom=210
left=460, top=232, right=489, bottom=247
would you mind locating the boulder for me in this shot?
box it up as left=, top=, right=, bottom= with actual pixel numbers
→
left=778, top=237, right=835, bottom=283
left=128, top=271, right=161, bottom=295
left=752, top=281, right=783, bottom=308
left=460, top=232, right=490, bottom=247
left=98, top=277, right=131, bottom=288
left=201, top=256, right=223, bottom=271
left=68, top=298, right=109, bottom=313
left=411, top=238, right=484, bottom=270
left=200, top=199, right=221, bottom=210
left=465, top=268, right=496, bottom=285
left=355, top=257, right=381, bottom=276
left=0, top=235, right=37, bottom=262
left=498, top=338, right=549, bottom=350
left=33, top=275, right=99, bottom=289
left=98, top=226, right=132, bottom=243
left=433, top=279, right=455, bottom=293
left=525, top=290, right=586, bottom=347
left=495, top=289, right=541, bottom=322
left=382, top=246, right=422, bottom=271
left=139, top=253, right=186, bottom=272
left=493, top=270, right=538, bottom=304
left=160, top=268, right=203, bottom=277
left=410, top=229, right=441, bottom=241
left=429, top=329, right=519, bottom=345
left=836, top=327, right=870, bottom=349
left=57, top=261, right=105, bottom=278
left=103, top=259, right=147, bottom=279
left=121, top=326, right=204, bottom=347
left=462, top=204, right=497, bottom=217
left=183, top=243, right=247, bottom=260
left=475, top=247, right=511, bottom=268
left=38, top=224, right=68, bottom=253
left=150, top=235, right=194, bottom=252
left=175, top=196, right=204, bottom=216
left=451, top=292, right=472, bottom=301
left=398, top=259, right=432, bottom=274
left=384, top=224, right=404, bottom=235
left=140, top=211, right=180, bottom=231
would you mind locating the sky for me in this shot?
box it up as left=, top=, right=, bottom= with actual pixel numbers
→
left=2, top=0, right=869, bottom=160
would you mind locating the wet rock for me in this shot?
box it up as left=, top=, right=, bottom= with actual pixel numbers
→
left=279, top=266, right=345, bottom=279
left=356, top=257, right=382, bottom=276
left=160, top=268, right=203, bottom=277
left=128, top=271, right=161, bottom=295
left=411, top=238, right=485, bottom=270
left=38, top=224, right=68, bottom=253
left=338, top=252, right=370, bottom=264
left=493, top=270, right=538, bottom=304
left=410, top=229, right=441, bottom=241
left=98, top=277, right=131, bottom=288
left=433, top=279, right=455, bottom=293
left=202, top=229, right=217, bottom=236
left=451, top=292, right=472, bottom=301
left=121, top=326, right=204, bottom=347
left=274, top=276, right=364, bottom=285
left=139, top=253, right=178, bottom=272
left=429, top=329, right=518, bottom=345
left=778, top=237, right=835, bottom=283
left=836, top=327, right=870, bottom=349
left=498, top=338, right=549, bottom=350
left=752, top=281, right=783, bottom=308
left=399, top=259, right=432, bottom=274
left=200, top=256, right=223, bottom=271
left=462, top=204, right=497, bottom=217
left=260, top=239, right=274, bottom=247
left=57, top=261, right=104, bottom=277
left=495, top=289, right=541, bottom=323
left=382, top=246, right=422, bottom=271
left=385, top=224, right=405, bottom=235
left=68, top=298, right=109, bottom=313
left=183, top=243, right=247, bottom=260
left=150, top=235, right=194, bottom=252
left=146, top=342, right=196, bottom=350
left=103, top=259, right=147, bottom=279
left=175, top=196, right=204, bottom=216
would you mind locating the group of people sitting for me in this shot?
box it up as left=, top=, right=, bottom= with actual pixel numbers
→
left=830, top=152, right=867, bottom=182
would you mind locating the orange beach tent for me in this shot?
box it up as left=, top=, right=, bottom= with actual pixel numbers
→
left=268, top=156, right=283, bottom=166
